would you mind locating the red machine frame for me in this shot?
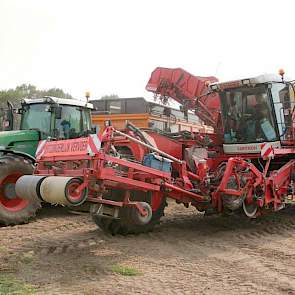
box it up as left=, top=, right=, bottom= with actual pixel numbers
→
left=20, top=67, right=295, bottom=234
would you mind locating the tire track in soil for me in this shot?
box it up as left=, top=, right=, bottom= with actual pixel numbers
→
left=0, top=208, right=98, bottom=254
left=5, top=205, right=295, bottom=257
left=3, top=203, right=295, bottom=294
left=117, top=209, right=295, bottom=294
left=122, top=208, right=295, bottom=294
left=137, top=233, right=295, bottom=292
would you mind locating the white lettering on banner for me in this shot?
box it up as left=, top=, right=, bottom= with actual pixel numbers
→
left=223, top=141, right=281, bottom=154
left=35, top=135, right=102, bottom=160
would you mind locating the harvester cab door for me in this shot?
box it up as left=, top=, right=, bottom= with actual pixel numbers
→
left=220, top=85, right=281, bottom=154
left=270, top=83, right=295, bottom=141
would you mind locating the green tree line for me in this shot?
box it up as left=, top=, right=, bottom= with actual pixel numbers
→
left=0, top=84, right=120, bottom=131
left=0, top=84, right=72, bottom=108
left=0, top=84, right=73, bottom=131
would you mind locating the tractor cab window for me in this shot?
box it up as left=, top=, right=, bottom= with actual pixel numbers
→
left=220, top=85, right=279, bottom=144
left=55, top=105, right=83, bottom=139
left=82, top=109, right=92, bottom=132
left=20, top=103, right=51, bottom=135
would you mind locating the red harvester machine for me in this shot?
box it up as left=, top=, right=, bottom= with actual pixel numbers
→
left=16, top=68, right=295, bottom=235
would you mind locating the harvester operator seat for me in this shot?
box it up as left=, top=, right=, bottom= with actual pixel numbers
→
left=245, top=103, right=276, bottom=142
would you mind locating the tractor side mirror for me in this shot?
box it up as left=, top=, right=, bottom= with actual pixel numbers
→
left=3, top=101, right=14, bottom=131
left=54, top=106, right=62, bottom=119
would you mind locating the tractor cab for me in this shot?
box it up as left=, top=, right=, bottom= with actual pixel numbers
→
left=209, top=74, right=295, bottom=154
left=20, top=96, right=93, bottom=140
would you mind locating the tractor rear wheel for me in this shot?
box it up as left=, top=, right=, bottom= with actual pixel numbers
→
left=0, top=155, right=41, bottom=225
left=92, top=191, right=166, bottom=235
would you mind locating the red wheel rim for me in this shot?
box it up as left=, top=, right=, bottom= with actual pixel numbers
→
left=66, top=181, right=83, bottom=203
left=0, top=173, right=29, bottom=212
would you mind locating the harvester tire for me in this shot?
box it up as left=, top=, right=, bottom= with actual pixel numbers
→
left=92, top=192, right=166, bottom=235
left=0, top=155, right=41, bottom=225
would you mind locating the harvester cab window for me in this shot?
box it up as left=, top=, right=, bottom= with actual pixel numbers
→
left=271, top=83, right=295, bottom=140
left=221, top=86, right=278, bottom=144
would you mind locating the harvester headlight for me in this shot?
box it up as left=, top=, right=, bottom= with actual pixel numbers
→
left=210, top=84, right=219, bottom=91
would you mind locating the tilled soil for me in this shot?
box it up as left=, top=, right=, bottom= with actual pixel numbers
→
left=1, top=202, right=295, bottom=294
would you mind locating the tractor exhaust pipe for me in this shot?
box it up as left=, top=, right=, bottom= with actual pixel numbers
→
left=16, top=176, right=87, bottom=206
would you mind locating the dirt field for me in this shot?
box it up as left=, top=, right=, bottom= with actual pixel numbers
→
left=1, top=202, right=295, bottom=294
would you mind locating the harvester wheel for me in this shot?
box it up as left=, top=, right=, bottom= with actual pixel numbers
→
left=0, top=155, right=41, bottom=225
left=92, top=191, right=166, bottom=235
left=243, top=200, right=258, bottom=218
left=128, top=202, right=153, bottom=225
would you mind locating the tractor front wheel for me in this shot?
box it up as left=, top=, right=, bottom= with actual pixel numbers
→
left=0, top=155, right=41, bottom=225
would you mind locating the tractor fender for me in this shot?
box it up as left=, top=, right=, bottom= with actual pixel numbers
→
left=0, top=149, right=36, bottom=163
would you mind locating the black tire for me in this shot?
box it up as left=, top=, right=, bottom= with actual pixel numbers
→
left=0, top=155, right=41, bottom=225
left=92, top=191, right=166, bottom=235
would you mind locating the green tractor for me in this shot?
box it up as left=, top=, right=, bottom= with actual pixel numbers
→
left=0, top=96, right=93, bottom=225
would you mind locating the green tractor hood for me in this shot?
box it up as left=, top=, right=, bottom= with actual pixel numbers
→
left=0, top=130, right=40, bottom=158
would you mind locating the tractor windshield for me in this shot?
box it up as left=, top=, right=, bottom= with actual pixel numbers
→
left=220, top=85, right=279, bottom=144
left=21, top=103, right=52, bottom=135
left=21, top=103, right=92, bottom=139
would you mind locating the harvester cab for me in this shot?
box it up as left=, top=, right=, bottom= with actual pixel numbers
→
left=0, top=96, right=93, bottom=226
left=209, top=73, right=295, bottom=154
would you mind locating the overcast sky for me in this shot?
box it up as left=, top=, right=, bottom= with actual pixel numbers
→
left=0, top=0, right=294, bottom=101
